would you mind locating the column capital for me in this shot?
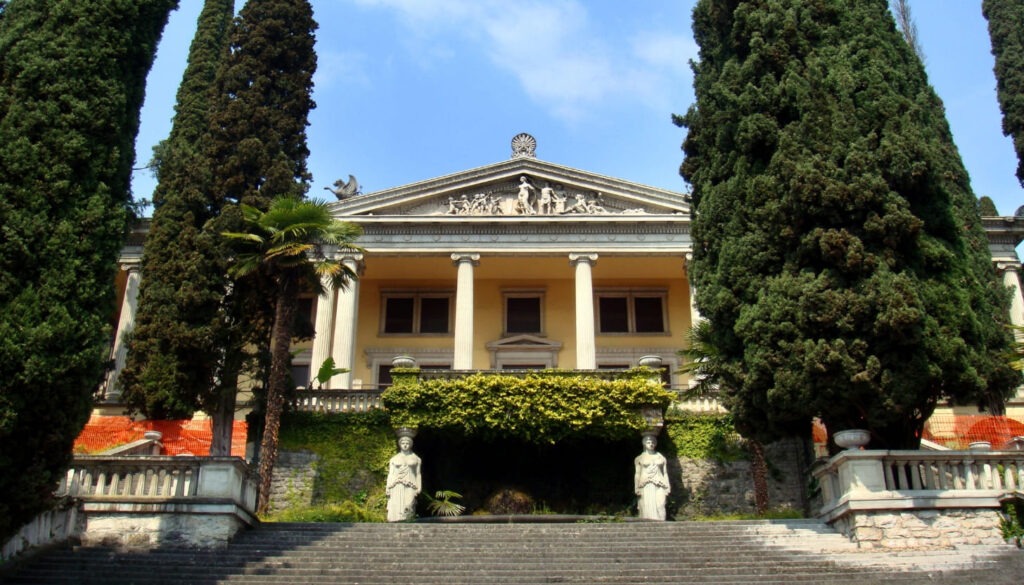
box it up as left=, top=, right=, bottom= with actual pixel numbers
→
left=568, top=253, right=598, bottom=266
left=120, top=260, right=142, bottom=273
left=995, top=260, right=1022, bottom=274
left=451, top=253, right=480, bottom=267
left=336, top=252, right=365, bottom=276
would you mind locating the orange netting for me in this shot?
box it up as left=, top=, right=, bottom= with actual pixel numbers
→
left=810, top=414, right=1024, bottom=452
left=74, top=416, right=247, bottom=457
left=923, top=413, right=1024, bottom=450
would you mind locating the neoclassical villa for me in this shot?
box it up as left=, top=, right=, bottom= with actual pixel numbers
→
left=99, top=134, right=1024, bottom=438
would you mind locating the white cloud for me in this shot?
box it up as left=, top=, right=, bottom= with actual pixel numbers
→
left=341, top=0, right=693, bottom=122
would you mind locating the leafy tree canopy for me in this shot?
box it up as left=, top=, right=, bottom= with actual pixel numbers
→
left=983, top=0, right=1024, bottom=187
left=120, top=0, right=235, bottom=425
left=679, top=0, right=1015, bottom=449
left=0, top=0, right=176, bottom=542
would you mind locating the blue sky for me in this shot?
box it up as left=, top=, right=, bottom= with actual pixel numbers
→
left=133, top=0, right=1023, bottom=221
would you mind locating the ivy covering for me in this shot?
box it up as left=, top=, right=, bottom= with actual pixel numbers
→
left=382, top=370, right=674, bottom=444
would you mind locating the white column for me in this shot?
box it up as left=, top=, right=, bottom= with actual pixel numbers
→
left=997, top=261, right=1024, bottom=340
left=309, top=275, right=338, bottom=386
left=452, top=253, right=480, bottom=370
left=684, top=253, right=702, bottom=328
left=330, top=254, right=363, bottom=389
left=105, top=261, right=142, bottom=400
left=570, top=253, right=598, bottom=370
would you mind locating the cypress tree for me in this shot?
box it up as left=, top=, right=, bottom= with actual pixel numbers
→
left=0, top=0, right=176, bottom=542
left=983, top=0, right=1024, bottom=187
left=978, top=196, right=1000, bottom=216
left=679, top=0, right=1016, bottom=449
left=119, top=0, right=236, bottom=453
left=204, top=0, right=319, bottom=457
left=206, top=0, right=317, bottom=209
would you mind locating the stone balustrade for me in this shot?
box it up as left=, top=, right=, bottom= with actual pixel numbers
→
left=293, top=389, right=383, bottom=413
left=62, top=456, right=257, bottom=549
left=293, top=368, right=680, bottom=414
left=813, top=449, right=1024, bottom=548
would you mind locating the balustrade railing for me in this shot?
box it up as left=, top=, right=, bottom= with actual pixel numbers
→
left=61, top=457, right=199, bottom=498
left=59, top=456, right=257, bottom=512
left=881, top=451, right=1024, bottom=492
left=293, top=389, right=383, bottom=413
left=292, top=370, right=708, bottom=414
left=813, top=449, right=1024, bottom=522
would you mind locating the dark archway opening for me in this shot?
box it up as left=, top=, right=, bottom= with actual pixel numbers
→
left=413, top=432, right=639, bottom=516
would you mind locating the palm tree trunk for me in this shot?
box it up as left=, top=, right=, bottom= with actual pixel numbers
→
left=209, top=383, right=237, bottom=457
left=750, top=439, right=769, bottom=516
left=255, top=277, right=298, bottom=515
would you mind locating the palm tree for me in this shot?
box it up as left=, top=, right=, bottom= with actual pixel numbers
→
left=224, top=196, right=362, bottom=514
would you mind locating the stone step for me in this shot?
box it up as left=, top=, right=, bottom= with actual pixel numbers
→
left=3, top=520, right=1022, bottom=585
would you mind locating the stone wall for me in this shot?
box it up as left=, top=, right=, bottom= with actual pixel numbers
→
left=79, top=510, right=248, bottom=549
left=669, top=438, right=809, bottom=518
left=268, top=451, right=319, bottom=513
left=832, top=509, right=1006, bottom=549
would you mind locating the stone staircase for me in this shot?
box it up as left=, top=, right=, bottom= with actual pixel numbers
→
left=2, top=519, right=1022, bottom=584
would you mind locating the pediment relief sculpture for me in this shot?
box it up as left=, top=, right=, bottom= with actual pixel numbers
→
left=439, top=176, right=650, bottom=217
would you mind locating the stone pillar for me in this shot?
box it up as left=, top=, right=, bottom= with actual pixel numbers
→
left=684, top=253, right=702, bottom=328
left=997, top=261, right=1024, bottom=340
left=570, top=253, right=598, bottom=370
left=309, top=275, right=337, bottom=386
left=452, top=254, right=480, bottom=370
left=330, top=254, right=363, bottom=389
left=105, top=262, right=141, bottom=401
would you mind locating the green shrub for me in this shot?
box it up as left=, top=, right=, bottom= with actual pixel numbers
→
left=383, top=370, right=674, bottom=444
left=265, top=501, right=385, bottom=523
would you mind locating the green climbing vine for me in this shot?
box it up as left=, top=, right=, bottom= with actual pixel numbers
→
left=382, top=369, right=674, bottom=444
left=663, top=411, right=746, bottom=462
left=272, top=410, right=394, bottom=521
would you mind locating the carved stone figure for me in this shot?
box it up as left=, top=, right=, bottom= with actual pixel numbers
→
left=386, top=434, right=422, bottom=521
left=539, top=183, right=554, bottom=215
left=552, top=191, right=567, bottom=214
left=568, top=192, right=589, bottom=214
left=516, top=176, right=536, bottom=215
left=634, top=434, right=670, bottom=520
left=324, top=175, right=360, bottom=199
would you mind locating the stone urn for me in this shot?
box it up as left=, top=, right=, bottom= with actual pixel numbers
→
left=638, top=355, right=663, bottom=368
left=391, top=355, right=417, bottom=369
left=968, top=441, right=992, bottom=451
left=833, top=429, right=871, bottom=450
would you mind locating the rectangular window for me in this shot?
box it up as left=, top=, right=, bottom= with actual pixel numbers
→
left=291, top=364, right=311, bottom=389
left=294, top=296, right=316, bottom=338
left=504, top=292, right=543, bottom=335
left=596, top=290, right=668, bottom=334
left=381, top=292, right=452, bottom=335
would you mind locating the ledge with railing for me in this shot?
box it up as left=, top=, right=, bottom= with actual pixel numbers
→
left=63, top=456, right=257, bottom=548
left=291, top=369, right=725, bottom=414
left=61, top=456, right=257, bottom=510
left=811, top=448, right=1024, bottom=547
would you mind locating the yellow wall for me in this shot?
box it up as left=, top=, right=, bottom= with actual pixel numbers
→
left=346, top=254, right=693, bottom=385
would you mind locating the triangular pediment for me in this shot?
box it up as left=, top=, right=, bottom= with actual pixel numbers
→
left=485, top=334, right=563, bottom=351
left=330, top=157, right=688, bottom=218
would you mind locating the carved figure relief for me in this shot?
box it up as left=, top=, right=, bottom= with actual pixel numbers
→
left=441, top=176, right=646, bottom=216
